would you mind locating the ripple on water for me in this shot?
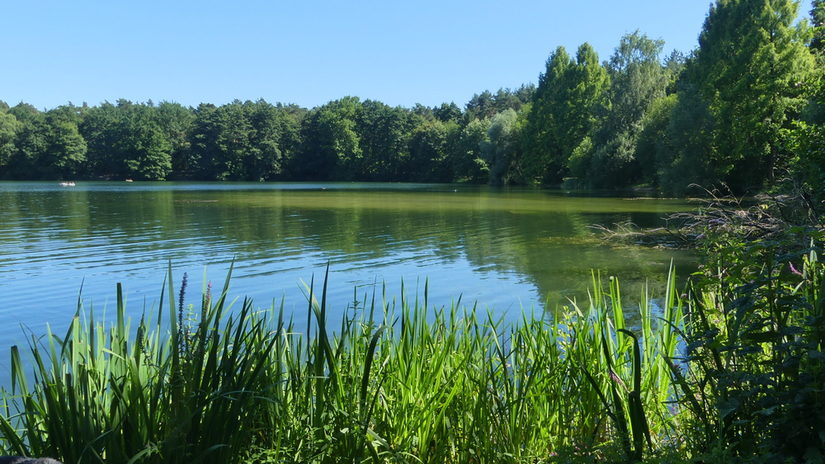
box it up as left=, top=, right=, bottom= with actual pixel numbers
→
left=0, top=182, right=698, bottom=379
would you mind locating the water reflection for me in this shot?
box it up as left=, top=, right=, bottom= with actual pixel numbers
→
left=0, top=182, right=696, bottom=348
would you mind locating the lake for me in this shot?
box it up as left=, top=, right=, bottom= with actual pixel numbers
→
left=0, top=181, right=696, bottom=349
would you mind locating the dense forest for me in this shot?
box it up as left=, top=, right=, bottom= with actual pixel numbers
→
left=1, top=0, right=823, bottom=196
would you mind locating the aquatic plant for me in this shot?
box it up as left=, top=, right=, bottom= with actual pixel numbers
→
left=0, top=266, right=686, bottom=463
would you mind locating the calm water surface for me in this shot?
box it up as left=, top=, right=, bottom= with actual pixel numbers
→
left=0, top=181, right=696, bottom=349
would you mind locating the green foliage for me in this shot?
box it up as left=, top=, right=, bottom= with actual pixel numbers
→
left=210, top=102, right=256, bottom=180
left=4, top=103, right=89, bottom=180
left=634, top=94, right=676, bottom=185
left=408, top=118, right=450, bottom=182
left=157, top=101, right=196, bottom=179
left=293, top=97, right=362, bottom=180
left=42, top=108, right=87, bottom=179
left=523, top=46, right=573, bottom=183
left=782, top=119, right=825, bottom=208
left=587, top=32, right=669, bottom=189
left=119, top=107, right=172, bottom=180
left=567, top=135, right=594, bottom=181
left=355, top=100, right=413, bottom=181
left=0, top=268, right=685, bottom=463
left=450, top=117, right=490, bottom=183
left=582, top=269, right=682, bottom=463
left=481, top=109, right=520, bottom=185
left=687, top=0, right=816, bottom=190
left=188, top=100, right=295, bottom=181
left=811, top=0, right=825, bottom=52
left=669, top=198, right=825, bottom=461
left=79, top=101, right=173, bottom=180
left=80, top=101, right=123, bottom=178
left=6, top=104, right=49, bottom=179
left=433, top=102, right=462, bottom=123
left=523, top=44, right=609, bottom=184
left=465, top=86, right=534, bottom=121
left=0, top=1, right=818, bottom=190
left=565, top=44, right=611, bottom=170
left=0, top=108, right=20, bottom=178
left=656, top=86, right=715, bottom=194
left=0, top=266, right=276, bottom=464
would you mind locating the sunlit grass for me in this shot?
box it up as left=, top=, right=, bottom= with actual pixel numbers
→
left=0, top=265, right=686, bottom=463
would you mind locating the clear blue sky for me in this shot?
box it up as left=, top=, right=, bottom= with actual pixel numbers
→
left=0, top=0, right=815, bottom=110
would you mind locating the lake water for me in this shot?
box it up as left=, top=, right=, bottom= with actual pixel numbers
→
left=0, top=181, right=696, bottom=350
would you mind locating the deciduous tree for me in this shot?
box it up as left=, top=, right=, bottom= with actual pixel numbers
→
left=689, top=0, right=816, bottom=190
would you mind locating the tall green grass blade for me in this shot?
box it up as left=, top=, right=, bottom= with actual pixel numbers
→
left=0, top=265, right=695, bottom=463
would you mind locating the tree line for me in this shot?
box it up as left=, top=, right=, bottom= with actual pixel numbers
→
left=1, top=0, right=822, bottom=195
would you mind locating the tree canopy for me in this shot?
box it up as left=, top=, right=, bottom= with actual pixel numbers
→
left=0, top=0, right=820, bottom=197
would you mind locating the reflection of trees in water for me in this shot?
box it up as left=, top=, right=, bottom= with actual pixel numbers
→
left=455, top=209, right=695, bottom=305
left=0, top=186, right=695, bottom=305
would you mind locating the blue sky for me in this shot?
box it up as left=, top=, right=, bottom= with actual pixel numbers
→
left=0, top=0, right=815, bottom=110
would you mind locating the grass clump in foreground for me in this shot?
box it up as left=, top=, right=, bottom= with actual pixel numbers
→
left=3, top=193, right=819, bottom=464
left=8, top=256, right=813, bottom=464
left=0, top=265, right=686, bottom=464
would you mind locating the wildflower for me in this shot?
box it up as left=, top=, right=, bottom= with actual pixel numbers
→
left=789, top=262, right=803, bottom=277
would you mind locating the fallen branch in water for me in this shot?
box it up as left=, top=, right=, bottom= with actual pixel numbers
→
left=593, top=184, right=823, bottom=250
left=590, top=221, right=692, bottom=249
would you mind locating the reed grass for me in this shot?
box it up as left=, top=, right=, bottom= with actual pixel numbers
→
left=667, top=239, right=825, bottom=461
left=0, top=265, right=686, bottom=463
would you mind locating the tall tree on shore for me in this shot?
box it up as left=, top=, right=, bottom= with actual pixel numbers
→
left=156, top=101, right=195, bottom=179
left=523, top=44, right=609, bottom=184
left=117, top=104, right=172, bottom=180
left=465, top=90, right=496, bottom=120
left=450, top=117, right=491, bottom=183
left=656, top=84, right=716, bottom=193
left=208, top=102, right=254, bottom=180
left=811, top=0, right=825, bottom=52
left=408, top=118, right=450, bottom=182
left=481, top=109, right=521, bottom=185
left=806, top=0, right=825, bottom=124
left=584, top=31, right=669, bottom=188
left=466, top=86, right=534, bottom=121
left=522, top=46, right=573, bottom=182
left=356, top=100, right=412, bottom=180
left=562, top=44, right=610, bottom=177
left=433, top=102, right=462, bottom=123
left=7, top=104, right=48, bottom=179
left=292, top=97, right=362, bottom=180
left=80, top=101, right=122, bottom=178
left=780, top=0, right=825, bottom=204
left=41, top=105, right=87, bottom=179
left=189, top=100, right=291, bottom=181
left=2, top=104, right=88, bottom=179
left=244, top=100, right=288, bottom=181
left=0, top=106, right=19, bottom=178
left=81, top=101, right=174, bottom=180
left=688, top=0, right=816, bottom=190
